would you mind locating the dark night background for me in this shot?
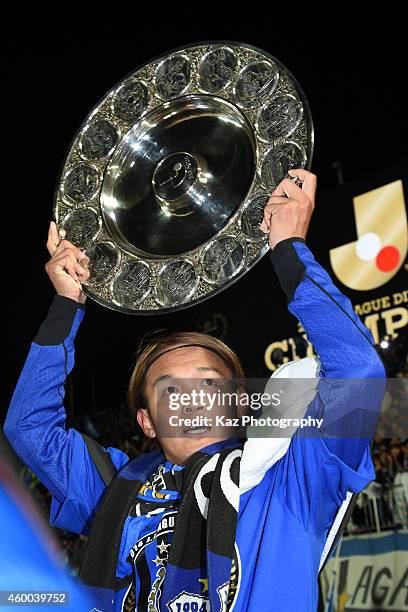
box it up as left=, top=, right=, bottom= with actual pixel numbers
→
left=3, top=24, right=407, bottom=426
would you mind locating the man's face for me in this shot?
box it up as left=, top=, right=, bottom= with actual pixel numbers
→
left=136, top=346, right=242, bottom=465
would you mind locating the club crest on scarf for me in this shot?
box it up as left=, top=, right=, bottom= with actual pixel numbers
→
left=166, top=546, right=240, bottom=612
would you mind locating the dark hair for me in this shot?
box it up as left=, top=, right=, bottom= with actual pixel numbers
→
left=127, top=331, right=244, bottom=413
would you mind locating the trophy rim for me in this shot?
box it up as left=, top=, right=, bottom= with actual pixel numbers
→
left=53, top=41, right=314, bottom=315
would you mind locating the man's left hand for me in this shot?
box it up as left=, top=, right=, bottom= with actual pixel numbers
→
left=260, top=169, right=317, bottom=249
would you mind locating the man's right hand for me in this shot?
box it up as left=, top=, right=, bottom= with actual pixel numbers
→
left=45, top=221, right=90, bottom=304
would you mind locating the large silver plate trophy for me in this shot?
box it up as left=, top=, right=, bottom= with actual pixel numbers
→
left=54, top=42, right=314, bottom=314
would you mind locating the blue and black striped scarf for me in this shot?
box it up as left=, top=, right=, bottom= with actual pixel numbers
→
left=79, top=437, right=244, bottom=611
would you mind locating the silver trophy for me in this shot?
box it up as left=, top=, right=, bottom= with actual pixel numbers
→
left=54, top=42, right=313, bottom=314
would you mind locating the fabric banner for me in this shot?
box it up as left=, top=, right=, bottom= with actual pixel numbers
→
left=320, top=530, right=408, bottom=611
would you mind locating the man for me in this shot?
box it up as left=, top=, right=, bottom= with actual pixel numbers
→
left=0, top=444, right=94, bottom=611
left=4, top=170, right=385, bottom=611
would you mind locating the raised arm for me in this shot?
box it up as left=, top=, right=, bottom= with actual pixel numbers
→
left=4, top=295, right=87, bottom=502
left=3, top=223, right=128, bottom=532
left=259, top=171, right=386, bottom=533
left=263, top=170, right=386, bottom=426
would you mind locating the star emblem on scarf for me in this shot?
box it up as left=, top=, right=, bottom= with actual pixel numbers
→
left=157, top=540, right=171, bottom=555
left=198, top=578, right=208, bottom=594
